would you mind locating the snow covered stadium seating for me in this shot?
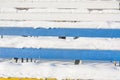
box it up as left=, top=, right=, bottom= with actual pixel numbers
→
left=0, top=0, right=120, bottom=64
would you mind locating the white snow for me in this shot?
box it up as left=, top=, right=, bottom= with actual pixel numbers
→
left=0, top=21, right=120, bottom=29
left=0, top=13, right=120, bottom=21
left=0, top=8, right=16, bottom=13
left=0, top=36, right=120, bottom=50
left=0, top=0, right=120, bottom=79
left=0, top=1, right=118, bottom=9
left=0, top=0, right=119, bottom=2
left=0, top=59, right=120, bottom=80
left=103, top=10, right=120, bottom=14
left=27, top=8, right=89, bottom=13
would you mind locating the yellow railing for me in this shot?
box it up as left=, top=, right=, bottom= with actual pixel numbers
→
left=0, top=78, right=57, bottom=80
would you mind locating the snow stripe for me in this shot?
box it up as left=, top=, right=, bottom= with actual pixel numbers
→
left=0, top=21, right=120, bottom=29
left=0, top=0, right=119, bottom=2
left=0, top=1, right=118, bottom=9
left=0, top=13, right=119, bottom=21
left=0, top=37, right=120, bottom=50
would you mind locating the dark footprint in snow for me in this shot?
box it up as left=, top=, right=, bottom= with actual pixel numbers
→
left=51, top=63, right=56, bottom=66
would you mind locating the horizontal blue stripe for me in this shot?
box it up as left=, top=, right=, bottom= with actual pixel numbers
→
left=0, top=27, right=120, bottom=38
left=0, top=47, right=120, bottom=61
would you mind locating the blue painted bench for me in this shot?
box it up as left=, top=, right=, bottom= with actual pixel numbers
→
left=0, top=27, right=120, bottom=64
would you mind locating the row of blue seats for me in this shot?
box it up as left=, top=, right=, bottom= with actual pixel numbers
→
left=0, top=27, right=120, bottom=38
left=0, top=47, right=120, bottom=61
left=0, top=27, right=120, bottom=64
